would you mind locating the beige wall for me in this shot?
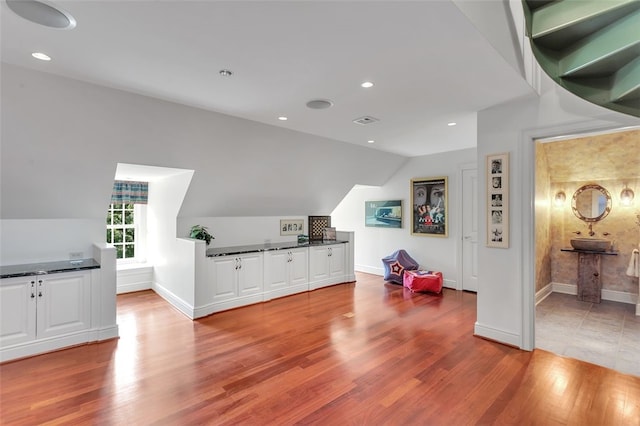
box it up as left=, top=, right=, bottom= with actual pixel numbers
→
left=536, top=129, right=640, bottom=296
left=535, top=143, right=552, bottom=293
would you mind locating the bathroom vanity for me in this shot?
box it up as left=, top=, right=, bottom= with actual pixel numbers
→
left=561, top=248, right=617, bottom=303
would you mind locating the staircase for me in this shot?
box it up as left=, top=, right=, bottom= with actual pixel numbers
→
left=523, top=0, right=640, bottom=117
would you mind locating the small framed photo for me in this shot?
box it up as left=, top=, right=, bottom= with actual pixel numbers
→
left=486, top=152, right=509, bottom=248
left=411, top=176, right=448, bottom=237
left=365, top=200, right=403, bottom=228
left=280, top=219, right=304, bottom=236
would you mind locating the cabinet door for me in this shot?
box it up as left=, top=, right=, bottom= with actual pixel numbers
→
left=329, top=244, right=345, bottom=279
left=0, top=277, right=36, bottom=347
left=211, top=256, right=238, bottom=302
left=309, top=246, right=330, bottom=282
left=37, top=271, right=91, bottom=339
left=238, top=253, right=263, bottom=296
left=264, top=251, right=288, bottom=292
left=289, top=248, right=309, bottom=287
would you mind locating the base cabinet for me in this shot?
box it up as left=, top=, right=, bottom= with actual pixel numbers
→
left=208, top=253, right=264, bottom=313
left=309, top=243, right=346, bottom=290
left=0, top=271, right=91, bottom=360
left=264, top=248, right=309, bottom=300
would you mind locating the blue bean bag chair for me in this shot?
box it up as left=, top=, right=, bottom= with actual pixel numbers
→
left=381, top=249, right=419, bottom=284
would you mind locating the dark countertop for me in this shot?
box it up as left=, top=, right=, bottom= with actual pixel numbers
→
left=207, top=240, right=347, bottom=257
left=560, top=248, right=618, bottom=255
left=0, top=258, right=101, bottom=279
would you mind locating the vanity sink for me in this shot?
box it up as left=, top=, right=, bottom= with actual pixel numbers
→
left=570, top=238, right=611, bottom=252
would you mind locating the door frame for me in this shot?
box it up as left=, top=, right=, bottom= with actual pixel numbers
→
left=519, top=121, right=631, bottom=351
left=457, top=162, right=477, bottom=292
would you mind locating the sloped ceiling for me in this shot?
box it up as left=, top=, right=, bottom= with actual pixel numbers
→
left=0, top=0, right=535, bottom=157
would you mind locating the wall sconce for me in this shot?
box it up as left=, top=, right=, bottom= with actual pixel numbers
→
left=620, top=186, right=635, bottom=206
left=554, top=191, right=566, bottom=207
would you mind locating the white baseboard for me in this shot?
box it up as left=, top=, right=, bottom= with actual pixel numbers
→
left=117, top=266, right=153, bottom=294
left=355, top=265, right=384, bottom=276
left=535, top=284, right=553, bottom=305
left=474, top=322, right=520, bottom=348
left=152, top=282, right=195, bottom=319
left=550, top=282, right=638, bottom=305
left=356, top=265, right=456, bottom=288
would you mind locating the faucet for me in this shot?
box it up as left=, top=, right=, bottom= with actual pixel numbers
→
left=587, top=223, right=595, bottom=237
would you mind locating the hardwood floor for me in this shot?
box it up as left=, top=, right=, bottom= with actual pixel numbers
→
left=1, top=272, right=639, bottom=425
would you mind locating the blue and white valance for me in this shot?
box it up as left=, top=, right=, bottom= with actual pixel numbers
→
left=111, top=180, right=148, bottom=204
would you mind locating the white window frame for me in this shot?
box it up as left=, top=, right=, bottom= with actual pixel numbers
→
left=106, top=203, right=147, bottom=265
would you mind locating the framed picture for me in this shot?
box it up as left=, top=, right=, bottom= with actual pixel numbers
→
left=280, top=219, right=304, bottom=236
left=411, top=176, right=448, bottom=237
left=365, top=200, right=403, bottom=228
left=308, top=216, right=331, bottom=241
left=487, top=152, right=509, bottom=248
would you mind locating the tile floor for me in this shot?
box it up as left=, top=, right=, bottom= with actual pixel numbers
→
left=536, top=292, right=640, bottom=377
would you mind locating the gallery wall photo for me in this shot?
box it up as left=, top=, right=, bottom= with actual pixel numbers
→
left=487, top=152, right=509, bottom=248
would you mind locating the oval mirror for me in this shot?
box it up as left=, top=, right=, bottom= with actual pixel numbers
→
left=571, top=184, right=612, bottom=222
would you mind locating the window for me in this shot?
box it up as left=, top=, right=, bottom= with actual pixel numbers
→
left=106, top=203, right=146, bottom=262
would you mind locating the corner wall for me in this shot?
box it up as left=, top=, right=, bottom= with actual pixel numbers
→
left=331, top=148, right=476, bottom=289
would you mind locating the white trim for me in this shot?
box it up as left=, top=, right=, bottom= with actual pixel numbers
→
left=474, top=322, right=520, bottom=347
left=457, top=161, right=477, bottom=292
left=116, top=264, right=153, bottom=294
left=152, top=281, right=195, bottom=319
left=535, top=283, right=552, bottom=305
left=551, top=282, right=576, bottom=295
left=355, top=264, right=384, bottom=276
left=549, top=282, right=639, bottom=305
left=521, top=121, right=628, bottom=352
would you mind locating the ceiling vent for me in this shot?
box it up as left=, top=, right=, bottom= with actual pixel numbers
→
left=353, top=116, right=379, bottom=125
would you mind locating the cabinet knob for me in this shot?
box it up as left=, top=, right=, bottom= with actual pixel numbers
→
left=593, top=272, right=599, bottom=277
left=38, top=292, right=43, bottom=297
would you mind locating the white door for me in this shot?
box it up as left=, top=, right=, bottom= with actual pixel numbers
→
left=237, top=253, right=263, bottom=296
left=38, top=272, right=91, bottom=339
left=289, top=248, right=309, bottom=288
left=0, top=277, right=36, bottom=347
left=462, top=168, right=479, bottom=291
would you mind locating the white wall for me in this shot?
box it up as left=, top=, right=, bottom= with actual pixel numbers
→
left=147, top=171, right=197, bottom=309
left=1, top=63, right=407, bottom=221
left=475, top=82, right=639, bottom=349
left=0, top=219, right=103, bottom=265
left=177, top=216, right=308, bottom=248
left=332, top=148, right=476, bottom=289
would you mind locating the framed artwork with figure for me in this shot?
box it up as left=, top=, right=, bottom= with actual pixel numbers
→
left=411, top=176, right=448, bottom=237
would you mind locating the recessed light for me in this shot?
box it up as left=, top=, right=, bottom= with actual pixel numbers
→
left=219, top=69, right=232, bottom=77
left=7, top=0, right=76, bottom=29
left=367, top=140, right=375, bottom=144
left=447, top=122, right=457, bottom=126
left=361, top=81, right=374, bottom=88
left=278, top=116, right=288, bottom=121
left=32, top=52, right=51, bottom=61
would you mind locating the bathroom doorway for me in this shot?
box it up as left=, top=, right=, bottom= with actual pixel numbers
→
left=533, top=127, right=640, bottom=377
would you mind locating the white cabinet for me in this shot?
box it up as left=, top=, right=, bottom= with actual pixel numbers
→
left=264, top=247, right=308, bottom=300
left=208, top=253, right=264, bottom=313
left=309, top=243, right=346, bottom=290
left=0, top=271, right=91, bottom=352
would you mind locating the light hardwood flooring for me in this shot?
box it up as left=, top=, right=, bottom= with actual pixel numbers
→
left=1, top=272, right=640, bottom=425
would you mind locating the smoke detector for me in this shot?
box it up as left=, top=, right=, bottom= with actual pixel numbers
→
left=353, top=116, right=379, bottom=125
